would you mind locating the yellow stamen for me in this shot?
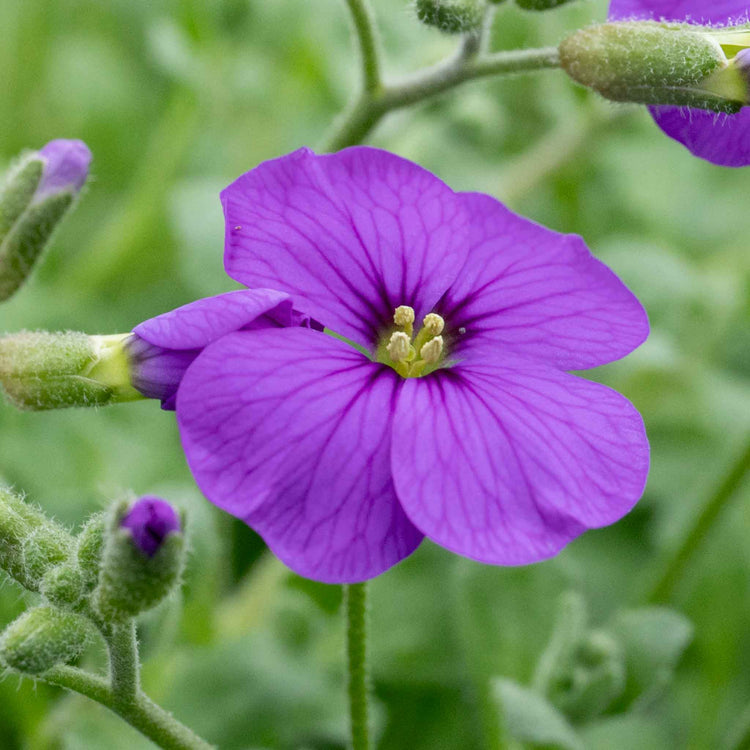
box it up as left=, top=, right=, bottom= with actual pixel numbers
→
left=420, top=335, right=443, bottom=364
left=386, top=332, right=411, bottom=363
left=422, top=313, right=444, bottom=336
left=394, top=305, right=415, bottom=337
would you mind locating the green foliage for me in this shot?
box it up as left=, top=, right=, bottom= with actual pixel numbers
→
left=494, top=678, right=584, bottom=749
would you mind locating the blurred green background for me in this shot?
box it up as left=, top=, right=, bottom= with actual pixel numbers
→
left=1, top=1, right=748, bottom=748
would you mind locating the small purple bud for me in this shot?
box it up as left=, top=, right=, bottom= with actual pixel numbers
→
left=120, top=497, right=180, bottom=557
left=34, top=139, right=91, bottom=202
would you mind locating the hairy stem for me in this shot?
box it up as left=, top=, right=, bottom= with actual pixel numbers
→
left=41, top=665, right=215, bottom=750
left=107, top=621, right=140, bottom=707
left=647, top=435, right=750, bottom=603
left=343, top=0, right=382, bottom=94
left=323, top=46, right=560, bottom=151
left=345, top=582, right=370, bottom=750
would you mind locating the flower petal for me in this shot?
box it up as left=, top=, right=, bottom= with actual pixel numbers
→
left=176, top=327, right=422, bottom=582
left=222, top=147, right=469, bottom=348
left=649, top=107, right=750, bottom=167
left=392, top=357, right=648, bottom=565
left=133, top=289, right=296, bottom=350
left=609, top=0, right=747, bottom=23
left=439, top=193, right=648, bottom=369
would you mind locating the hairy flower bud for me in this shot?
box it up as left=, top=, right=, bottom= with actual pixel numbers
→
left=0, top=605, right=91, bottom=675
left=93, top=498, right=185, bottom=621
left=0, top=487, right=72, bottom=591
left=559, top=22, right=748, bottom=113
left=0, top=331, right=144, bottom=410
left=0, top=140, right=91, bottom=301
left=415, top=0, right=484, bottom=34
left=121, top=496, right=181, bottom=557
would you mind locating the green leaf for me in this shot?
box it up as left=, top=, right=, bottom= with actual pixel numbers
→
left=492, top=678, right=584, bottom=750
left=610, top=607, right=693, bottom=704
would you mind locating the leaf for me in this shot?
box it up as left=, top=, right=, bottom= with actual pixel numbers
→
left=492, top=678, right=584, bottom=750
left=610, top=607, right=693, bottom=705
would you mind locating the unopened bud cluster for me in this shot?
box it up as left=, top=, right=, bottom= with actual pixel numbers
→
left=0, top=489, right=185, bottom=676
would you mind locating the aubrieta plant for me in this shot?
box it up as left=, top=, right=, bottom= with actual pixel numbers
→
left=0, top=1, right=748, bottom=748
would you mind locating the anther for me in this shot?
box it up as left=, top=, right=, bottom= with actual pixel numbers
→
left=422, top=313, right=444, bottom=336
left=420, top=335, right=444, bottom=364
left=394, top=305, right=415, bottom=327
left=387, top=332, right=411, bottom=363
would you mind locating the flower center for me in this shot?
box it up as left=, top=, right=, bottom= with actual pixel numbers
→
left=375, top=305, right=446, bottom=378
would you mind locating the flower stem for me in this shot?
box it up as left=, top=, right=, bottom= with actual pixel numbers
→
left=646, top=435, right=750, bottom=603
left=40, top=665, right=215, bottom=750
left=323, top=46, right=560, bottom=151
left=345, top=582, right=370, bottom=750
left=342, top=0, right=382, bottom=95
left=107, top=621, right=140, bottom=707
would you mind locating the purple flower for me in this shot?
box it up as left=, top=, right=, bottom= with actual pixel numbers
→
left=35, top=139, right=91, bottom=201
left=128, top=289, right=320, bottom=409
left=121, top=496, right=181, bottom=557
left=608, top=0, right=750, bottom=166
left=150, top=147, right=648, bottom=583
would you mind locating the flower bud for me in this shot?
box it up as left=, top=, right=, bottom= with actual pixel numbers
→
left=559, top=22, right=748, bottom=113
left=93, top=497, right=185, bottom=621
left=554, top=631, right=626, bottom=722
left=0, top=331, right=144, bottom=411
left=0, top=605, right=92, bottom=675
left=0, top=140, right=91, bottom=301
left=415, top=0, right=484, bottom=35
left=40, top=563, right=88, bottom=611
left=121, top=496, right=181, bottom=557
left=0, top=487, right=72, bottom=591
left=516, top=0, right=577, bottom=12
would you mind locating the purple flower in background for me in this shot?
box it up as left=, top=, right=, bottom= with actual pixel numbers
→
left=127, top=289, right=319, bottom=409
left=609, top=0, right=750, bottom=165
left=159, top=147, right=649, bottom=583
left=121, top=496, right=181, bottom=557
left=35, top=139, right=91, bottom=200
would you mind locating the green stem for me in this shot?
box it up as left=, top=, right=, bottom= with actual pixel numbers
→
left=343, top=0, right=382, bottom=94
left=323, top=46, right=560, bottom=151
left=647, top=435, right=750, bottom=603
left=345, top=582, right=370, bottom=750
left=107, top=621, right=140, bottom=707
left=41, top=665, right=214, bottom=750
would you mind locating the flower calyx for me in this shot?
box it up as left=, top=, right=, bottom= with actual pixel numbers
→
left=559, top=21, right=750, bottom=113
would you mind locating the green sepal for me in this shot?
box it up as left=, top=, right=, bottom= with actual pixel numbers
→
left=0, top=157, right=44, bottom=243
left=41, top=563, right=88, bottom=612
left=415, top=0, right=484, bottom=34
left=0, top=605, right=92, bottom=675
left=559, top=22, right=744, bottom=113
left=0, top=487, right=73, bottom=591
left=76, top=512, right=106, bottom=590
left=93, top=502, right=185, bottom=622
left=0, top=331, right=143, bottom=411
left=0, top=192, right=73, bottom=301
